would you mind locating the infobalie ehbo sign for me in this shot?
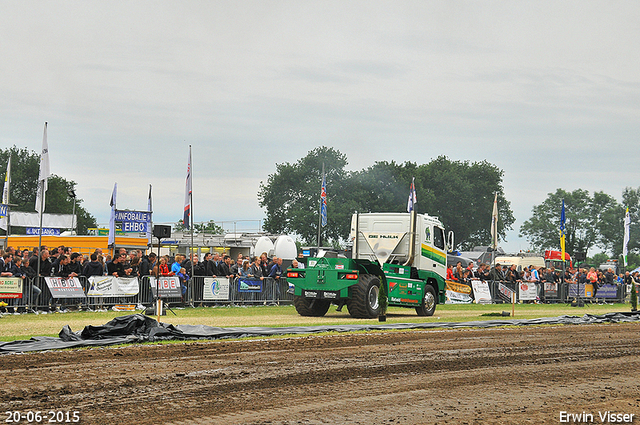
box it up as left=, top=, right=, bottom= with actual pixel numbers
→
left=114, top=210, right=151, bottom=233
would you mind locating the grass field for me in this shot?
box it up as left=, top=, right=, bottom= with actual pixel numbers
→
left=0, top=301, right=632, bottom=341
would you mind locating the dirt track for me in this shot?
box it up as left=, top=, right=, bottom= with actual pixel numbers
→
left=2, top=322, right=640, bottom=425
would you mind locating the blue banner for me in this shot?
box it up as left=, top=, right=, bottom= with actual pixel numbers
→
left=238, top=278, right=263, bottom=293
left=0, top=204, right=6, bottom=218
left=114, top=210, right=151, bottom=233
left=26, top=227, right=61, bottom=236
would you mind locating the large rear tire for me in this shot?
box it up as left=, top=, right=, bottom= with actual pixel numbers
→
left=347, top=274, right=380, bottom=318
left=294, top=296, right=331, bottom=317
left=415, top=285, right=437, bottom=316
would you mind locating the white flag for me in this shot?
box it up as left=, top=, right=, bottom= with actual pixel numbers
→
left=147, top=184, right=153, bottom=245
left=183, top=146, right=192, bottom=230
left=490, top=193, right=498, bottom=250
left=108, top=183, right=117, bottom=246
left=623, top=207, right=630, bottom=267
left=35, top=123, right=50, bottom=213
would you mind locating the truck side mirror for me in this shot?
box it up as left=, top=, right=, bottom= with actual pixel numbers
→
left=447, top=231, right=455, bottom=252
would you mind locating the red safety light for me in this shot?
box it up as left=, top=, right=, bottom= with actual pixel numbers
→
left=345, top=273, right=358, bottom=280
left=287, top=271, right=299, bottom=278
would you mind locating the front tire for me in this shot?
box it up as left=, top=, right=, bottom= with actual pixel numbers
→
left=347, top=274, right=380, bottom=318
left=294, top=296, right=331, bottom=317
left=416, top=285, right=437, bottom=316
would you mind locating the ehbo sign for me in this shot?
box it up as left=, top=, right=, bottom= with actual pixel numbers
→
left=114, top=210, right=151, bottom=233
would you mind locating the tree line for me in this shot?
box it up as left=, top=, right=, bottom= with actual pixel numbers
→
left=0, top=146, right=97, bottom=234
left=258, top=147, right=515, bottom=250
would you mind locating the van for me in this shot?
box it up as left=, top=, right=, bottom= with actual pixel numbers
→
left=494, top=255, right=545, bottom=272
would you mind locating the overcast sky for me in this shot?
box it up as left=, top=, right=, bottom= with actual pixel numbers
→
left=2, top=1, right=639, bottom=253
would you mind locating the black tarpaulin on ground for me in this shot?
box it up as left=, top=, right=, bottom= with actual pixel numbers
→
left=1, top=312, right=639, bottom=354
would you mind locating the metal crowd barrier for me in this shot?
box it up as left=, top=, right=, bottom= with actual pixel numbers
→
left=2, top=276, right=630, bottom=313
left=485, top=280, right=627, bottom=304
left=1, top=275, right=295, bottom=312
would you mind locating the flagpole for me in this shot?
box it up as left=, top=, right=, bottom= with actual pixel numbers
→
left=35, top=122, right=49, bottom=312
left=317, top=163, right=324, bottom=248
left=3, top=156, right=10, bottom=249
left=189, top=145, right=194, bottom=306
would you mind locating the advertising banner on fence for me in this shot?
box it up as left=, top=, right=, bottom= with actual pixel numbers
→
left=471, top=280, right=492, bottom=304
left=568, top=283, right=617, bottom=299
left=518, top=282, right=538, bottom=301
left=0, top=277, right=23, bottom=299
left=498, top=282, right=515, bottom=302
left=148, top=276, right=182, bottom=298
left=44, top=277, right=86, bottom=298
left=202, top=277, right=230, bottom=301
left=238, top=278, right=263, bottom=293
left=445, top=280, right=473, bottom=304
left=544, top=282, right=558, bottom=298
left=87, top=276, right=140, bottom=297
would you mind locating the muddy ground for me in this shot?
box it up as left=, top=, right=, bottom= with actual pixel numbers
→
left=1, top=322, right=639, bottom=424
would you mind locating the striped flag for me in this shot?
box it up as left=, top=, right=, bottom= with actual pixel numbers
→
left=320, top=171, right=327, bottom=227
left=407, top=177, right=417, bottom=212
left=560, top=199, right=566, bottom=261
left=183, top=146, right=192, bottom=230
left=623, top=207, right=630, bottom=267
left=108, top=183, right=117, bottom=246
left=147, top=184, right=153, bottom=246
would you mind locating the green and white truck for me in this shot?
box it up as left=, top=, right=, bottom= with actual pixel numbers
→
left=286, top=210, right=453, bottom=318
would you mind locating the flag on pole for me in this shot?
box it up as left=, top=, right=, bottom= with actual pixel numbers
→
left=183, top=146, right=192, bottom=230
left=490, top=193, right=498, bottom=250
left=560, top=198, right=566, bottom=261
left=35, top=123, right=50, bottom=214
left=147, top=184, right=153, bottom=246
left=407, top=177, right=417, bottom=212
left=108, top=183, right=117, bottom=246
left=320, top=171, right=327, bottom=227
left=1, top=156, right=9, bottom=206
left=623, top=207, right=630, bottom=267
left=0, top=156, right=10, bottom=228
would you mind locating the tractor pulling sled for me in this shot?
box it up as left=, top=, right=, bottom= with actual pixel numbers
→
left=286, top=210, right=454, bottom=318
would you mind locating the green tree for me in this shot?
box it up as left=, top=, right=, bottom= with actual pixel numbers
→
left=259, top=147, right=354, bottom=245
left=416, top=156, right=514, bottom=250
left=259, top=148, right=514, bottom=249
left=174, top=219, right=223, bottom=234
left=0, top=146, right=97, bottom=234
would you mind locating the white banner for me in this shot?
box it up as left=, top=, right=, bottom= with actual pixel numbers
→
left=518, top=281, right=538, bottom=301
left=471, top=280, right=492, bottom=304
left=1, top=211, right=75, bottom=229
left=202, top=277, right=230, bottom=301
left=148, top=276, right=182, bottom=298
left=44, top=277, right=85, bottom=299
left=87, top=276, right=140, bottom=297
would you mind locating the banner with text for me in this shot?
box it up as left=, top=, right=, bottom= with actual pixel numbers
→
left=0, top=277, right=23, bottom=299
left=148, top=276, right=182, bottom=298
left=202, top=277, right=230, bottom=301
left=114, top=210, right=151, bottom=233
left=471, top=280, right=492, bottom=304
left=87, top=276, right=140, bottom=297
left=445, top=280, right=473, bottom=304
left=44, top=277, right=86, bottom=298
left=237, top=278, right=263, bottom=293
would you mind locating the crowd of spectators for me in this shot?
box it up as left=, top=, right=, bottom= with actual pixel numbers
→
left=446, top=260, right=640, bottom=296
left=1, top=245, right=292, bottom=302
